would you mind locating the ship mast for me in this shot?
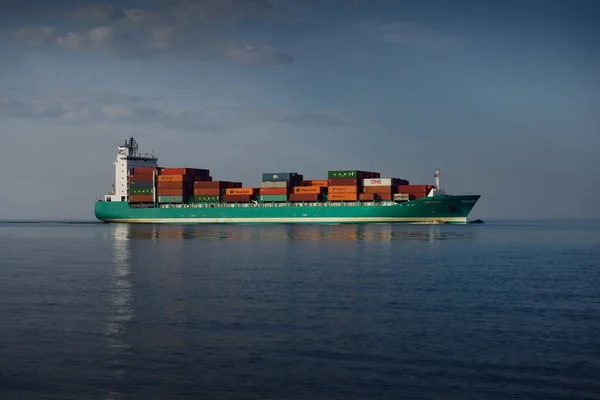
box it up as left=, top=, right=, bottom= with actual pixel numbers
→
left=434, top=169, right=440, bottom=189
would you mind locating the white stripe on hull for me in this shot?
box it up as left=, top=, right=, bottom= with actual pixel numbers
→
left=101, top=216, right=468, bottom=224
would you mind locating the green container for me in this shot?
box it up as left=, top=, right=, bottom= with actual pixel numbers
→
left=328, top=170, right=359, bottom=179
left=193, top=195, right=220, bottom=203
left=259, top=195, right=288, bottom=202
left=130, top=188, right=153, bottom=195
left=158, top=195, right=183, bottom=203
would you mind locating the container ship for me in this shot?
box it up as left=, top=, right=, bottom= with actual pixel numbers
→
left=94, top=137, right=481, bottom=224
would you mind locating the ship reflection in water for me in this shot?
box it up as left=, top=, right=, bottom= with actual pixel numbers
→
left=109, top=223, right=479, bottom=243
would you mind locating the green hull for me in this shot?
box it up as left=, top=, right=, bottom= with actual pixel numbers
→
left=95, top=195, right=480, bottom=224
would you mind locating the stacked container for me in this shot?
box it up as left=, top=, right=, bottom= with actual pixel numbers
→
left=289, top=185, right=324, bottom=202
left=361, top=177, right=411, bottom=201
left=327, top=177, right=360, bottom=202
left=395, top=184, right=435, bottom=200
left=259, top=172, right=303, bottom=202
left=222, top=187, right=258, bottom=203
left=129, top=166, right=157, bottom=203
left=193, top=180, right=241, bottom=203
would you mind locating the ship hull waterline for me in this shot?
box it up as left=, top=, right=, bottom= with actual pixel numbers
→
left=95, top=195, right=480, bottom=225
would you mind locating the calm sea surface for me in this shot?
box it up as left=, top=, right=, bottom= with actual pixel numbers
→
left=0, top=221, right=599, bottom=399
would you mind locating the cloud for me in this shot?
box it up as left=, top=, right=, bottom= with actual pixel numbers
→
left=0, top=92, right=354, bottom=131
left=375, top=22, right=468, bottom=50
left=10, top=0, right=292, bottom=63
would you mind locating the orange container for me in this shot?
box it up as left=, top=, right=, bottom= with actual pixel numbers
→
left=158, top=182, right=187, bottom=189
left=289, top=193, right=320, bottom=202
left=260, top=188, right=288, bottom=195
left=293, top=186, right=322, bottom=194
left=194, top=188, right=221, bottom=196
left=156, top=188, right=186, bottom=196
left=304, top=180, right=328, bottom=187
left=359, top=193, right=375, bottom=201
left=225, top=188, right=256, bottom=196
left=158, top=175, right=188, bottom=182
left=329, top=193, right=358, bottom=201
left=329, top=186, right=358, bottom=193
left=129, top=195, right=154, bottom=202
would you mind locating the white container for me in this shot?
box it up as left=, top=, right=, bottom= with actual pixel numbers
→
left=393, top=193, right=409, bottom=201
left=363, top=178, right=392, bottom=187
left=259, top=181, right=288, bottom=188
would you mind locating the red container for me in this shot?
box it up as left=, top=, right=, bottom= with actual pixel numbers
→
left=158, top=182, right=188, bottom=189
left=132, top=167, right=158, bottom=175
left=129, top=174, right=154, bottom=182
left=156, top=188, right=189, bottom=196
left=222, top=195, right=253, bottom=203
left=260, top=188, right=288, bottom=195
left=160, top=167, right=190, bottom=175
left=359, top=193, right=375, bottom=201
left=328, top=178, right=358, bottom=186
left=289, top=194, right=320, bottom=202
left=363, top=186, right=392, bottom=194
left=194, top=188, right=221, bottom=196
left=409, top=193, right=427, bottom=200
left=378, top=193, right=393, bottom=201
left=129, top=195, right=154, bottom=202
left=397, top=184, right=429, bottom=192
left=194, top=181, right=241, bottom=189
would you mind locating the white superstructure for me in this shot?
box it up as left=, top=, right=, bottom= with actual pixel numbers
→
left=428, top=169, right=447, bottom=197
left=104, top=137, right=158, bottom=202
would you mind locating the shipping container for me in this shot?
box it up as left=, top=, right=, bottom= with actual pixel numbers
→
left=225, top=188, right=257, bottom=196
left=363, top=186, right=393, bottom=194
left=157, top=188, right=190, bottom=196
left=129, top=188, right=153, bottom=195
left=409, top=193, right=427, bottom=200
left=363, top=178, right=392, bottom=187
left=261, top=172, right=301, bottom=182
left=396, top=184, right=429, bottom=192
left=159, top=167, right=197, bottom=175
left=289, top=193, right=320, bottom=202
left=158, top=181, right=189, bottom=189
left=158, top=196, right=183, bottom=203
left=327, top=178, right=358, bottom=186
left=259, top=195, right=288, bottom=202
left=329, top=186, right=358, bottom=193
left=194, top=181, right=241, bottom=189
left=129, top=174, right=154, bottom=182
left=132, top=166, right=158, bottom=175
left=193, top=195, right=220, bottom=203
left=393, top=193, right=410, bottom=201
left=328, top=170, right=380, bottom=179
left=259, top=181, right=288, bottom=189
left=260, top=188, right=288, bottom=195
left=158, top=175, right=188, bottom=182
left=303, top=180, right=328, bottom=187
left=293, top=186, right=322, bottom=194
left=194, top=188, right=222, bottom=196
left=193, top=175, right=213, bottom=182
left=378, top=193, right=393, bottom=201
left=222, top=195, right=253, bottom=203
left=328, top=193, right=359, bottom=201
left=129, top=181, right=153, bottom=189
left=359, top=193, right=375, bottom=201
left=129, top=194, right=154, bottom=202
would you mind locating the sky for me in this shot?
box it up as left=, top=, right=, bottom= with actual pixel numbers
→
left=0, top=0, right=598, bottom=221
